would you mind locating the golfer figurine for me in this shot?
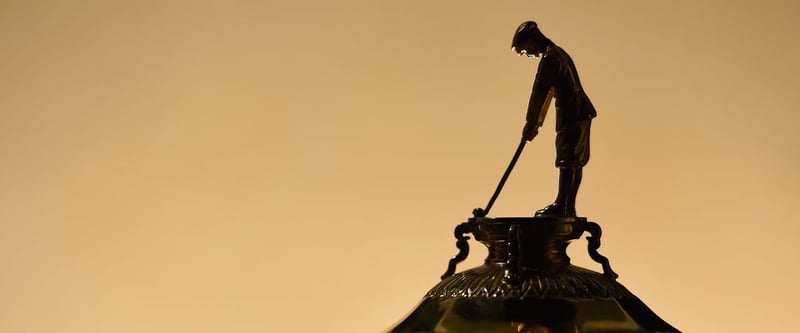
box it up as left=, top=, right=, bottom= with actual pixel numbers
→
left=512, top=21, right=597, bottom=218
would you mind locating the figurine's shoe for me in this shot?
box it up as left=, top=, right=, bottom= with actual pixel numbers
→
left=534, top=203, right=576, bottom=217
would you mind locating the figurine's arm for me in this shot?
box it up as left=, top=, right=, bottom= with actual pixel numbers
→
left=522, top=55, right=556, bottom=141
left=527, top=55, right=556, bottom=126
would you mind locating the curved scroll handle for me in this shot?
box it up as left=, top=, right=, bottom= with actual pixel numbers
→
left=504, top=224, right=521, bottom=284
left=585, top=221, right=619, bottom=280
left=440, top=222, right=474, bottom=280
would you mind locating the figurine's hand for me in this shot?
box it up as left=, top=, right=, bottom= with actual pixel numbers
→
left=522, top=123, right=538, bottom=142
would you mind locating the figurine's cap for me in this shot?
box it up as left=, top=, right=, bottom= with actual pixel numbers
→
left=511, top=21, right=540, bottom=48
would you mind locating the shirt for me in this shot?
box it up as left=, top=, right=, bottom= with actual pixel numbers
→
left=526, top=45, right=597, bottom=129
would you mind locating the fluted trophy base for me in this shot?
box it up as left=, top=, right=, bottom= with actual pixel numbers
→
left=387, top=217, right=679, bottom=333
left=389, top=265, right=677, bottom=332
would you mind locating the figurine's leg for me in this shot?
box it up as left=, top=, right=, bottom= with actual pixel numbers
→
left=535, top=167, right=573, bottom=216
left=555, top=167, right=570, bottom=206
left=564, top=167, right=582, bottom=217
left=537, top=120, right=589, bottom=217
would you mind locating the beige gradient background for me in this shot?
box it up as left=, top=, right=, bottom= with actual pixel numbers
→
left=1, top=1, right=799, bottom=332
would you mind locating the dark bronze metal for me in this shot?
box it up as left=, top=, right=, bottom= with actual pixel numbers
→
left=585, top=221, right=618, bottom=280
left=504, top=224, right=521, bottom=285
left=475, top=140, right=528, bottom=218
left=386, top=21, right=680, bottom=333
left=441, top=222, right=476, bottom=280
left=388, top=218, right=680, bottom=333
left=513, top=21, right=596, bottom=218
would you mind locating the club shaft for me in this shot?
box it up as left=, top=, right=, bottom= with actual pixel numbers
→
left=483, top=139, right=527, bottom=216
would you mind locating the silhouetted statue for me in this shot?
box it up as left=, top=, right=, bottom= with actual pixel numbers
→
left=512, top=21, right=597, bottom=218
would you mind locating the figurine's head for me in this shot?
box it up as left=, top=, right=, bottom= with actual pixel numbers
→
left=511, top=21, right=552, bottom=58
